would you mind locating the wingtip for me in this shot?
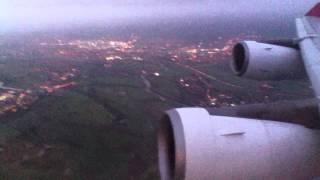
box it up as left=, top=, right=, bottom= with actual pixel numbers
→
left=306, top=3, right=320, bottom=17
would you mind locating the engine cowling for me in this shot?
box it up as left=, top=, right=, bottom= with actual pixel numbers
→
left=231, top=41, right=305, bottom=80
left=158, top=108, right=320, bottom=180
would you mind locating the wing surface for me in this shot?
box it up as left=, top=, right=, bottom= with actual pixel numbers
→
left=296, top=16, right=320, bottom=107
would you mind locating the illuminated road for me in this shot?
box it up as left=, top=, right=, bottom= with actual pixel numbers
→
left=176, top=63, right=243, bottom=88
left=0, top=82, right=23, bottom=91
left=140, top=74, right=167, bottom=102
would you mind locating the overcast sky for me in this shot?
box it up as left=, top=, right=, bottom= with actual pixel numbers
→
left=0, top=0, right=319, bottom=31
left=1, top=0, right=318, bottom=7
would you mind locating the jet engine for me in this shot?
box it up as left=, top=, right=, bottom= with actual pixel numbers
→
left=158, top=35, right=320, bottom=179
left=158, top=107, right=320, bottom=180
left=231, top=41, right=305, bottom=80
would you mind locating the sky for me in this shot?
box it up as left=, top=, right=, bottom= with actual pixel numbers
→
left=0, top=0, right=319, bottom=31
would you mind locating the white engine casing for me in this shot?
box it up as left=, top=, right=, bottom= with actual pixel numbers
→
left=158, top=108, right=320, bottom=180
left=232, top=41, right=304, bottom=80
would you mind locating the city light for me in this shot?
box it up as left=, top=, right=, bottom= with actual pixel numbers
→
left=0, top=34, right=261, bottom=116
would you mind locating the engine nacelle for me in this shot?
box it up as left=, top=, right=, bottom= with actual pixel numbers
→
left=158, top=108, right=320, bottom=180
left=232, top=41, right=305, bottom=80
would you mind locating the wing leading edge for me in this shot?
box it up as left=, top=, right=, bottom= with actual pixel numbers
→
left=296, top=16, right=320, bottom=110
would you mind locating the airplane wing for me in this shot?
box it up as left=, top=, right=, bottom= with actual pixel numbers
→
left=296, top=5, right=320, bottom=109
